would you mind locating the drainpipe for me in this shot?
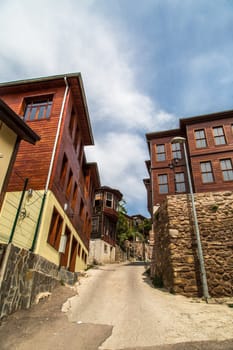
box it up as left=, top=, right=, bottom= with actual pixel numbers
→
left=31, top=77, right=69, bottom=252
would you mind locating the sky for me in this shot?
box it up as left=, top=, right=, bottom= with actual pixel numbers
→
left=0, top=0, right=233, bottom=216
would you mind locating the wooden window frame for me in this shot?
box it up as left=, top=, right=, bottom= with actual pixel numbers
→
left=220, top=159, right=233, bottom=181
left=47, top=207, right=63, bottom=250
left=156, top=144, right=166, bottom=162
left=213, top=126, right=226, bottom=146
left=105, top=192, right=113, bottom=208
left=175, top=172, right=186, bottom=193
left=60, top=153, right=68, bottom=188
left=23, top=95, right=53, bottom=121
left=172, top=143, right=182, bottom=159
left=194, top=129, right=207, bottom=148
left=200, top=161, right=214, bottom=183
left=158, top=174, right=168, bottom=194
left=71, top=182, right=78, bottom=210
left=66, top=168, right=73, bottom=199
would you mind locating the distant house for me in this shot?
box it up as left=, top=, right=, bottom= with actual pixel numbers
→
left=89, top=186, right=122, bottom=264
left=0, top=98, right=40, bottom=209
left=145, top=109, right=233, bottom=214
left=0, top=73, right=99, bottom=272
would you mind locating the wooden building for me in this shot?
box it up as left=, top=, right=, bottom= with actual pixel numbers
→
left=0, top=99, right=40, bottom=209
left=89, top=186, right=122, bottom=264
left=145, top=109, right=233, bottom=215
left=0, top=73, right=100, bottom=272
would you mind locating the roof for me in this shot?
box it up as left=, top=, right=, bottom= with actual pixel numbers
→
left=97, top=186, right=123, bottom=200
left=0, top=99, right=40, bottom=144
left=0, top=73, right=94, bottom=146
left=146, top=108, right=233, bottom=142
left=180, top=108, right=233, bottom=127
left=85, top=162, right=101, bottom=189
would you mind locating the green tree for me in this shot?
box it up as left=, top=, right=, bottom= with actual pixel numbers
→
left=116, top=200, right=131, bottom=248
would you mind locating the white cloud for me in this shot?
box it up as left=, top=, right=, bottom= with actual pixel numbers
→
left=0, top=0, right=175, bottom=215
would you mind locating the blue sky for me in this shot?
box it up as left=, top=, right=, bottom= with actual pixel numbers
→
left=1, top=0, right=233, bottom=216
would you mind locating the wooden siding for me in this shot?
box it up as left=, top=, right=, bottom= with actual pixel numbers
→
left=0, top=86, right=65, bottom=191
left=147, top=113, right=233, bottom=207
left=186, top=117, right=233, bottom=193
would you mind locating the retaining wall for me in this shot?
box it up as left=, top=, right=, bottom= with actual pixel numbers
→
left=151, top=191, right=233, bottom=297
left=0, top=243, right=78, bottom=318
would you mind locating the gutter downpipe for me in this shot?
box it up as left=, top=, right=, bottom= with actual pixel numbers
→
left=31, top=77, right=69, bottom=252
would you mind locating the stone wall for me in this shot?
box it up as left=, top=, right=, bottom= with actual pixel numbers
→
left=151, top=191, right=233, bottom=298
left=0, top=243, right=78, bottom=318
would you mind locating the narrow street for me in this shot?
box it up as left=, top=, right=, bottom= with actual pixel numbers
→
left=1, top=262, right=233, bottom=350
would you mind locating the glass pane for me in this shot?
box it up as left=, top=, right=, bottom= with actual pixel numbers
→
left=29, top=107, right=37, bottom=120
left=46, top=103, right=52, bottom=118
left=176, top=183, right=186, bottom=192
left=157, top=145, right=165, bottom=153
left=202, top=173, right=214, bottom=183
left=215, top=136, right=226, bottom=145
left=175, top=173, right=184, bottom=182
left=201, top=162, right=211, bottom=172
left=38, top=106, right=45, bottom=119
left=220, top=160, right=230, bottom=170
left=157, top=153, right=166, bottom=161
left=158, top=175, right=167, bottom=184
left=223, top=170, right=233, bottom=181
left=159, top=184, right=168, bottom=194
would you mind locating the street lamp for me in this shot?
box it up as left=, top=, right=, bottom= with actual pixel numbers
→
left=171, top=136, right=210, bottom=301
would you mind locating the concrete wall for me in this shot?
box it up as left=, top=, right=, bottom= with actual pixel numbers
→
left=151, top=191, right=233, bottom=298
left=89, top=239, right=115, bottom=264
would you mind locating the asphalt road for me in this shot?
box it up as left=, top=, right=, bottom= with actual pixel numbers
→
left=1, top=262, right=233, bottom=350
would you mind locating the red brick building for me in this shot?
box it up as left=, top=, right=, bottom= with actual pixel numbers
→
left=0, top=73, right=100, bottom=272
left=145, top=109, right=233, bottom=215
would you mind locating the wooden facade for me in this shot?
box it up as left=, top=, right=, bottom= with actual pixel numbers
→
left=0, top=99, right=39, bottom=209
left=145, top=109, right=233, bottom=213
left=91, top=186, right=122, bottom=246
left=0, top=74, right=99, bottom=270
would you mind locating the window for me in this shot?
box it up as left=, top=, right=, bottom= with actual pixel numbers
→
left=79, top=198, right=85, bottom=220
left=92, top=217, right=99, bottom=232
left=175, top=172, right=186, bottom=192
left=213, top=126, right=226, bottom=145
left=24, top=96, right=52, bottom=121
left=106, top=192, right=113, bottom=208
left=158, top=174, right=168, bottom=194
left=201, top=161, right=214, bottom=183
left=60, top=153, right=68, bottom=188
left=48, top=207, right=63, bottom=250
left=220, top=159, right=233, bottom=181
left=69, top=108, right=76, bottom=138
left=95, top=192, right=103, bottom=207
left=172, top=143, right=182, bottom=159
left=78, top=141, right=83, bottom=163
left=66, top=169, right=73, bottom=198
left=195, top=129, right=207, bottom=148
left=104, top=244, right=108, bottom=254
left=156, top=144, right=166, bottom=161
left=71, top=182, right=78, bottom=210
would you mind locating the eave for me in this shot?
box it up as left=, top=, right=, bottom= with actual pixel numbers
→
left=0, top=99, right=40, bottom=144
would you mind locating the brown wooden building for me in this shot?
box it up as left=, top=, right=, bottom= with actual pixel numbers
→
left=145, top=109, right=233, bottom=215
left=0, top=73, right=100, bottom=272
left=89, top=186, right=122, bottom=264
